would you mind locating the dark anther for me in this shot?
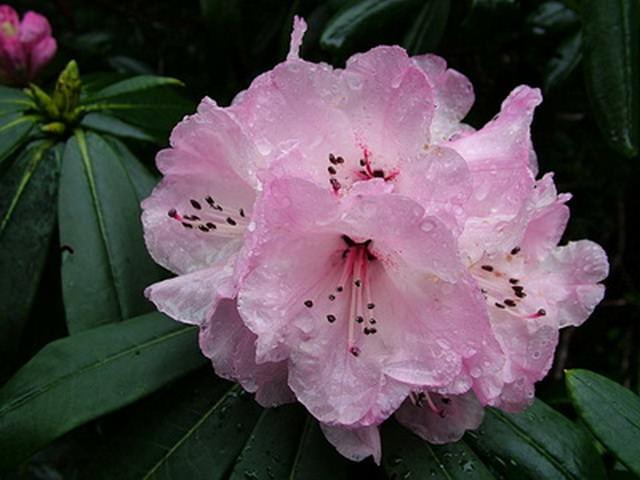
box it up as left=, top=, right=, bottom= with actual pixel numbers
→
left=495, top=302, right=506, bottom=309
left=205, top=196, right=215, bottom=206
left=329, top=153, right=337, bottom=164
left=239, top=208, right=246, bottom=218
left=509, top=278, right=520, bottom=285
left=537, top=308, right=547, bottom=316
left=206, top=222, right=216, bottom=229
left=441, top=397, right=451, bottom=405
left=367, top=303, right=375, bottom=310
left=510, top=246, right=521, bottom=255
left=184, top=215, right=200, bottom=221
left=336, top=286, right=344, bottom=292
left=198, top=225, right=209, bottom=232
left=328, top=166, right=337, bottom=175
left=329, top=294, right=336, bottom=301
left=350, top=346, right=361, bottom=357
left=481, top=265, right=494, bottom=272
left=372, top=169, right=385, bottom=178
left=369, top=318, right=376, bottom=324
left=190, top=199, right=202, bottom=210
left=226, top=217, right=237, bottom=226
left=168, top=208, right=178, bottom=218
left=356, top=316, right=364, bottom=324
left=364, top=327, right=372, bottom=335
left=182, top=222, right=194, bottom=229
left=515, top=290, right=526, bottom=299
left=304, top=300, right=313, bottom=308
left=359, top=159, right=366, bottom=166
left=336, top=156, right=345, bottom=164
left=330, top=178, right=341, bottom=190
left=504, top=299, right=516, bottom=307
left=354, top=279, right=362, bottom=287
left=327, top=314, right=336, bottom=323
left=369, top=328, right=377, bottom=334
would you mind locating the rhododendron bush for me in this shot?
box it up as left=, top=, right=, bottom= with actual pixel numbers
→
left=1, top=1, right=639, bottom=479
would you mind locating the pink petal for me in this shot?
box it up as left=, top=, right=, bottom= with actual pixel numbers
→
left=395, top=392, right=484, bottom=444
left=449, top=86, right=541, bottom=218
left=0, top=5, right=19, bottom=29
left=412, top=54, right=475, bottom=144
left=320, top=423, right=381, bottom=464
left=544, top=240, right=608, bottom=328
left=199, top=299, right=295, bottom=407
left=343, top=46, right=434, bottom=161
left=142, top=99, right=258, bottom=275
left=18, top=11, right=52, bottom=46
left=145, top=255, right=235, bottom=327
left=394, top=145, right=471, bottom=233
left=239, top=177, right=503, bottom=425
left=28, top=35, right=56, bottom=78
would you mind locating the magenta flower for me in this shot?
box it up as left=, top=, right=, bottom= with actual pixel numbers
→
left=0, top=5, right=56, bottom=85
left=142, top=17, right=608, bottom=463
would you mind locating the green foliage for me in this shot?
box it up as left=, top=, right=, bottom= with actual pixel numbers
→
left=566, top=369, right=640, bottom=476
left=1, top=0, right=639, bottom=478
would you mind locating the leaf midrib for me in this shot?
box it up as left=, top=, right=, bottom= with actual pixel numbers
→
left=0, top=324, right=194, bottom=416
left=490, top=409, right=578, bottom=479
left=74, top=129, right=126, bottom=321
left=141, top=384, right=241, bottom=479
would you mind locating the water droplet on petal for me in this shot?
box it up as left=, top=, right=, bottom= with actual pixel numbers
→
left=420, top=220, right=436, bottom=233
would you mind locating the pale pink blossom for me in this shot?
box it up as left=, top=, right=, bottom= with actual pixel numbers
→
left=0, top=5, right=56, bottom=85
left=142, top=16, right=608, bottom=464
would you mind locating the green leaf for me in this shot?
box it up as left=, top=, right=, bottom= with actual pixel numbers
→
left=566, top=369, right=640, bottom=476
left=466, top=400, right=606, bottom=479
left=80, top=112, right=157, bottom=143
left=0, top=86, right=34, bottom=115
left=77, top=373, right=262, bottom=480
left=582, top=0, right=639, bottom=157
left=320, top=0, right=423, bottom=58
left=59, top=130, right=166, bottom=334
left=82, top=87, right=193, bottom=143
left=0, top=140, right=59, bottom=377
left=229, top=405, right=307, bottom=480
left=86, top=75, right=184, bottom=102
left=287, top=419, right=350, bottom=480
left=0, top=113, right=38, bottom=166
left=544, top=31, right=582, bottom=91
left=403, top=0, right=451, bottom=55
left=383, top=421, right=495, bottom=480
left=0, top=312, right=204, bottom=470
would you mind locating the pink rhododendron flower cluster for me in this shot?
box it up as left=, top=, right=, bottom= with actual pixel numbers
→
left=142, top=18, right=608, bottom=463
left=0, top=4, right=56, bottom=85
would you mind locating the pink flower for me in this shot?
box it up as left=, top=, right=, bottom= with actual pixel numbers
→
left=0, top=5, right=56, bottom=85
left=142, top=17, right=608, bottom=464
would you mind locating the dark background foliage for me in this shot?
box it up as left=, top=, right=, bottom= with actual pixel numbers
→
left=1, top=0, right=639, bottom=478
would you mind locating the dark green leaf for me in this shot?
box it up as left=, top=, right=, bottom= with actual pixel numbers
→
left=0, top=86, right=34, bottom=115
left=288, top=419, right=350, bottom=480
left=383, top=421, right=495, bottom=480
left=59, top=130, right=166, bottom=334
left=77, top=373, right=262, bottom=480
left=320, top=0, right=423, bottom=58
left=0, top=312, right=204, bottom=470
left=566, top=369, right=640, bottom=476
left=582, top=0, right=639, bottom=157
left=83, top=87, right=193, bottom=143
left=544, top=31, right=582, bottom=91
left=0, top=141, right=59, bottom=377
left=86, top=75, right=184, bottom=102
left=526, top=1, right=579, bottom=36
left=403, top=0, right=451, bottom=55
left=229, top=405, right=307, bottom=480
left=80, top=112, right=157, bottom=143
left=0, top=113, right=38, bottom=166
left=466, top=400, right=606, bottom=479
